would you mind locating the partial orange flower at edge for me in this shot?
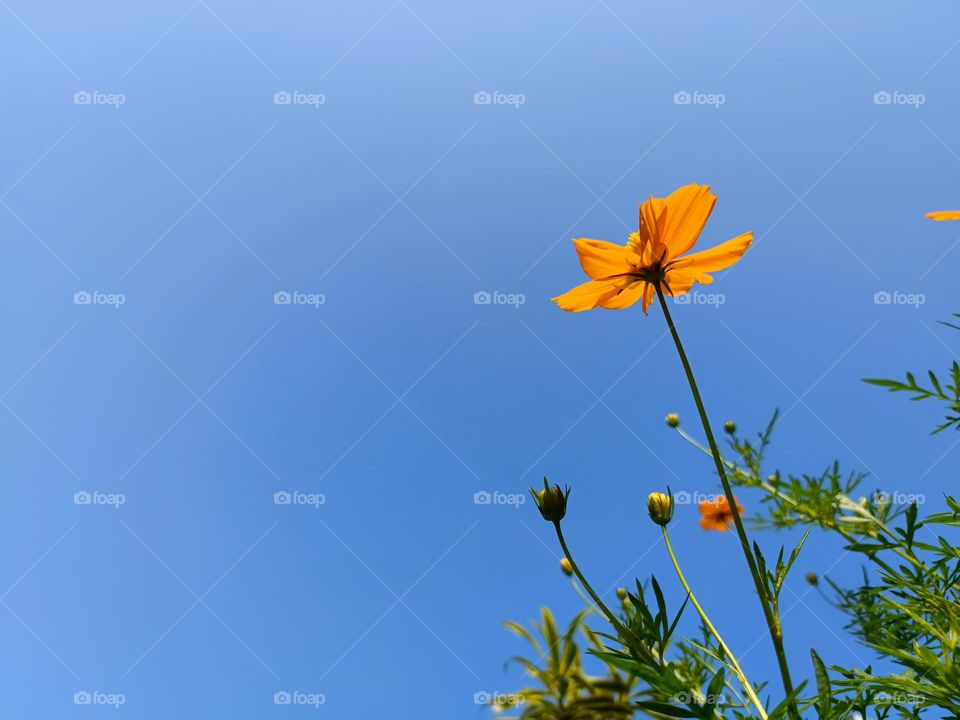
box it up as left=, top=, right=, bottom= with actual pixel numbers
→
left=552, top=183, right=753, bottom=314
left=698, top=495, right=744, bottom=532
left=927, top=211, right=960, bottom=221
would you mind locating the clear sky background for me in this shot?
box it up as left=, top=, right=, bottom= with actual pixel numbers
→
left=2, top=1, right=959, bottom=717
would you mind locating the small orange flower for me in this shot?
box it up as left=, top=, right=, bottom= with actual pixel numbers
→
left=552, top=184, right=752, bottom=314
left=926, top=211, right=960, bottom=221
left=698, top=495, right=744, bottom=532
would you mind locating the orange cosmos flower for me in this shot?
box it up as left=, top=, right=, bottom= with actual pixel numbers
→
left=927, top=211, right=960, bottom=221
left=698, top=495, right=744, bottom=532
left=552, top=183, right=752, bottom=314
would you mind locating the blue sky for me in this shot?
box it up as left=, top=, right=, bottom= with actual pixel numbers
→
left=2, top=1, right=959, bottom=716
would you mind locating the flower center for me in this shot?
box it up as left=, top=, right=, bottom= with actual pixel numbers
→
left=635, top=260, right=665, bottom=284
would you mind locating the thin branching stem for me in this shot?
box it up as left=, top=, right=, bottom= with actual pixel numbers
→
left=673, top=425, right=930, bottom=576
left=661, top=526, right=768, bottom=719
left=553, top=521, right=629, bottom=638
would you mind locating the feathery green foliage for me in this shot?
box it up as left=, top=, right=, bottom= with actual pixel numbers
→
left=499, top=312, right=960, bottom=719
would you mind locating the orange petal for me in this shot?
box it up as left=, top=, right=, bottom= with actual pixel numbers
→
left=599, top=280, right=646, bottom=310
left=659, top=184, right=717, bottom=259
left=640, top=283, right=657, bottom=315
left=572, top=238, right=634, bottom=280
left=700, top=512, right=731, bottom=531
left=927, top=211, right=960, bottom=221
left=552, top=276, right=634, bottom=312
left=697, top=499, right=716, bottom=513
left=638, top=195, right=667, bottom=248
left=663, top=267, right=714, bottom=297
left=671, top=231, right=752, bottom=275
left=698, top=507, right=724, bottom=531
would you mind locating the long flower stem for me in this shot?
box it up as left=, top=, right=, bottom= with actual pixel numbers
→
left=655, top=284, right=797, bottom=714
left=553, top=521, right=629, bottom=637
left=661, top=526, right=768, bottom=719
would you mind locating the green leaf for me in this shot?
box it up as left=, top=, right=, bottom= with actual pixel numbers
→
left=634, top=701, right=701, bottom=718
left=665, top=593, right=689, bottom=645
left=810, top=648, right=831, bottom=717
left=704, top=667, right=726, bottom=710
left=651, top=575, right=668, bottom=635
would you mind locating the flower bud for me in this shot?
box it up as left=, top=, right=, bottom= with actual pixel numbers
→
left=647, top=491, right=673, bottom=526
left=559, top=557, right=573, bottom=577
left=530, top=477, right=570, bottom=522
left=805, top=572, right=819, bottom=586
left=616, top=587, right=628, bottom=601
left=665, top=413, right=680, bottom=428
left=723, top=421, right=736, bottom=434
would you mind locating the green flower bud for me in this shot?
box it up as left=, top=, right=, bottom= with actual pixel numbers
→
left=647, top=491, right=674, bottom=526
left=559, top=557, right=573, bottom=577
left=530, top=478, right=570, bottom=522
left=724, top=421, right=736, bottom=434
left=616, top=587, right=628, bottom=601
left=665, top=413, right=680, bottom=428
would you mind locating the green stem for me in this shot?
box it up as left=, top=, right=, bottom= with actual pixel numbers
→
left=553, top=521, right=629, bottom=638
left=655, top=284, right=797, bottom=715
left=570, top=575, right=603, bottom=615
left=662, top=527, right=768, bottom=720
